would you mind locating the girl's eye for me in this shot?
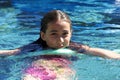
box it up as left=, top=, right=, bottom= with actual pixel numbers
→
left=63, top=32, right=69, bottom=35
left=51, top=33, right=57, bottom=35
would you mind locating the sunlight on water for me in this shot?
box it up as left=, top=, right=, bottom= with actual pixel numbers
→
left=0, top=8, right=21, bottom=30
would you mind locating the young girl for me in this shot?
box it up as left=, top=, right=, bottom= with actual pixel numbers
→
left=0, top=10, right=120, bottom=59
left=1, top=10, right=120, bottom=80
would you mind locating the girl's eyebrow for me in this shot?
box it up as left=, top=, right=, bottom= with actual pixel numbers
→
left=50, top=30, right=58, bottom=32
left=50, top=30, right=69, bottom=33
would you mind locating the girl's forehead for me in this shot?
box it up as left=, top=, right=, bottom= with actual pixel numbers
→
left=47, top=20, right=71, bottom=29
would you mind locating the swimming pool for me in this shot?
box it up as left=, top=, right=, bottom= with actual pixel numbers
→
left=0, top=0, right=120, bottom=80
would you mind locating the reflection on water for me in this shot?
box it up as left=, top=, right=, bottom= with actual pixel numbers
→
left=0, top=0, right=11, bottom=8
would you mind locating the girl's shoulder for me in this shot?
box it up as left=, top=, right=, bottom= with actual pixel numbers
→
left=69, top=41, right=87, bottom=53
left=69, top=41, right=83, bottom=48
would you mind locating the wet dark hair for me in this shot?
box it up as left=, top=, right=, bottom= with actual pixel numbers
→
left=34, top=10, right=72, bottom=48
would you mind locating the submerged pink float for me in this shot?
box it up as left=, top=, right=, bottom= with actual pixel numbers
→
left=23, top=56, right=74, bottom=80
left=25, top=66, right=56, bottom=80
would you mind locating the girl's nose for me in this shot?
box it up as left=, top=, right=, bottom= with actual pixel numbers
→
left=58, top=37, right=64, bottom=42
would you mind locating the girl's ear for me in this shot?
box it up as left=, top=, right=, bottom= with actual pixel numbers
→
left=40, top=32, right=46, bottom=41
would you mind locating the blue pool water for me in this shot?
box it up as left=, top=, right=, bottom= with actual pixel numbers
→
left=0, top=0, right=120, bottom=80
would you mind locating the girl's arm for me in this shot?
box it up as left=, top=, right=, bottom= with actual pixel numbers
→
left=0, top=43, right=41, bottom=56
left=69, top=42, right=120, bottom=59
left=85, top=47, right=120, bottom=59
left=0, top=49, right=21, bottom=56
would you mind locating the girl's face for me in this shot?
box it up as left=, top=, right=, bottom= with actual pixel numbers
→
left=41, top=20, right=72, bottom=49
